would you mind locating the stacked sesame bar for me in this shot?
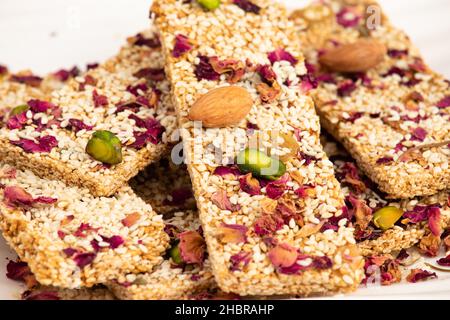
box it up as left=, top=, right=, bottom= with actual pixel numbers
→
left=153, top=0, right=364, bottom=296
left=0, top=28, right=177, bottom=197
left=0, top=162, right=168, bottom=288
left=290, top=0, right=450, bottom=199
left=322, top=135, right=450, bottom=256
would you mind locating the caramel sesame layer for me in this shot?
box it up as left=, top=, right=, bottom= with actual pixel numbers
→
left=108, top=211, right=216, bottom=300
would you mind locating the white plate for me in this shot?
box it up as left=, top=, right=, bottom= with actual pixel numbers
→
left=0, top=0, right=449, bottom=300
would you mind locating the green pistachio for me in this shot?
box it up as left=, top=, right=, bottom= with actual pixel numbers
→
left=237, top=148, right=286, bottom=180
left=373, top=206, right=404, bottom=231
left=9, top=104, right=29, bottom=117
left=197, top=0, right=220, bottom=10
left=169, top=243, right=184, bottom=265
left=85, top=130, right=122, bottom=165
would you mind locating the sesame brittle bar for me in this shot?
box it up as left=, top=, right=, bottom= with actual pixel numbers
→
left=0, top=28, right=177, bottom=197
left=108, top=211, right=216, bottom=300
left=0, top=163, right=168, bottom=288
left=322, top=135, right=450, bottom=256
left=153, top=0, right=364, bottom=296
left=291, top=0, right=450, bottom=199
left=130, top=158, right=196, bottom=215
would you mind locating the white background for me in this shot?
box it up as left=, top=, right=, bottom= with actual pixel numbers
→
left=0, top=0, right=449, bottom=300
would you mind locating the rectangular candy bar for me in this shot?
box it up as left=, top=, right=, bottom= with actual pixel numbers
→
left=0, top=162, right=168, bottom=288
left=0, top=27, right=177, bottom=197
left=322, top=135, right=450, bottom=256
left=291, top=0, right=450, bottom=199
left=153, top=0, right=364, bottom=296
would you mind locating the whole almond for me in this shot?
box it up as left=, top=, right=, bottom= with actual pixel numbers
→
left=319, top=39, right=387, bottom=73
left=188, top=86, right=253, bottom=128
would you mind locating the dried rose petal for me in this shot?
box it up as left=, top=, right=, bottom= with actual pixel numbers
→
left=388, top=49, right=409, bottom=58
left=3, top=186, right=57, bottom=208
left=4, top=186, right=32, bottom=206
left=396, top=249, right=409, bottom=261
left=0, top=64, right=8, bottom=76
left=230, top=252, right=251, bottom=271
left=53, top=66, right=80, bottom=81
left=268, top=49, right=298, bottom=65
left=316, top=73, right=336, bottom=84
left=11, top=135, right=58, bottom=153
left=126, top=83, right=148, bottom=96
left=299, top=74, right=318, bottom=93
left=238, top=173, right=261, bottom=196
left=336, top=7, right=361, bottom=28
left=265, top=173, right=289, bottom=200
left=92, top=90, right=108, bottom=107
left=164, top=224, right=181, bottom=239
left=256, top=82, right=281, bottom=103
left=436, top=96, right=450, bottom=108
left=34, top=196, right=57, bottom=204
left=74, top=223, right=99, bottom=238
left=78, top=75, right=98, bottom=91
left=404, top=204, right=441, bottom=236
left=312, top=256, right=333, bottom=270
left=102, top=235, right=125, bottom=249
left=406, top=269, right=437, bottom=283
left=28, top=99, right=56, bottom=113
left=163, top=188, right=193, bottom=206
left=195, top=55, right=220, bottom=81
left=268, top=243, right=298, bottom=268
left=346, top=195, right=373, bottom=231
left=10, top=74, right=42, bottom=87
left=298, top=151, right=318, bottom=165
left=172, top=34, right=192, bottom=58
left=68, top=119, right=93, bottom=132
left=22, top=291, right=60, bottom=300
left=233, top=0, right=261, bottom=14
left=339, top=162, right=366, bottom=194
left=257, top=64, right=277, bottom=83
left=211, top=190, right=241, bottom=211
left=178, top=230, right=206, bottom=265
left=73, top=252, right=96, bottom=268
left=129, top=115, right=165, bottom=148
left=418, top=233, right=440, bottom=257
left=344, top=112, right=363, bottom=123
left=122, top=212, right=141, bottom=227
left=209, top=57, right=245, bottom=83
left=131, top=33, right=161, bottom=48
left=63, top=248, right=78, bottom=257
left=219, top=224, right=248, bottom=244
left=294, top=184, right=315, bottom=199
left=428, top=206, right=442, bottom=237
left=6, top=112, right=28, bottom=130
left=213, top=166, right=241, bottom=179
left=6, top=260, right=36, bottom=287
left=0, top=167, right=16, bottom=179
